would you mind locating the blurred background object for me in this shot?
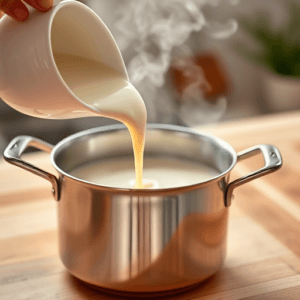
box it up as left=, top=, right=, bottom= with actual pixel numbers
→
left=169, top=52, right=231, bottom=126
left=233, top=0, right=300, bottom=113
left=0, top=0, right=299, bottom=152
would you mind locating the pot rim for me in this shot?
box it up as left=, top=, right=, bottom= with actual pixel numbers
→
left=50, top=123, right=237, bottom=195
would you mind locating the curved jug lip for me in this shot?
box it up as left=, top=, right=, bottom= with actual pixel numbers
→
left=0, top=0, right=129, bottom=118
left=48, top=0, right=129, bottom=79
left=48, top=0, right=130, bottom=116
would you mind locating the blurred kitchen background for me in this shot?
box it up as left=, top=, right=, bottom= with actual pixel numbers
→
left=0, top=0, right=299, bottom=151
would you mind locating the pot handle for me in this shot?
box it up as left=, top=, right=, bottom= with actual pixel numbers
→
left=225, top=144, right=282, bottom=207
left=3, top=136, right=60, bottom=201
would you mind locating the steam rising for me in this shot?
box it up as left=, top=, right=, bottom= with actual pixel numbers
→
left=115, top=0, right=239, bottom=124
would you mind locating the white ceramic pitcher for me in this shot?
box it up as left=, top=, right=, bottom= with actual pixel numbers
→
left=0, top=0, right=128, bottom=119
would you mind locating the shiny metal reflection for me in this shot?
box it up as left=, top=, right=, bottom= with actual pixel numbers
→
left=3, top=124, right=282, bottom=294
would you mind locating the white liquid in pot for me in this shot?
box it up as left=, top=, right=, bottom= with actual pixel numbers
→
left=54, top=54, right=146, bottom=188
left=70, top=157, right=219, bottom=189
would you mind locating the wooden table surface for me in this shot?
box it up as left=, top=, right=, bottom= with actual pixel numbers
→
left=1, top=111, right=300, bottom=299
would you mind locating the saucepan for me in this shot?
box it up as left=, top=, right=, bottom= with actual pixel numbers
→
left=3, top=124, right=282, bottom=295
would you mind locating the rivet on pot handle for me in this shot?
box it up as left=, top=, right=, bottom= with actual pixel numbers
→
left=225, top=144, right=282, bottom=207
left=3, top=136, right=60, bottom=201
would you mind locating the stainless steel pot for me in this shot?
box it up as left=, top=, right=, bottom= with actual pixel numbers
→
left=4, top=124, right=282, bottom=294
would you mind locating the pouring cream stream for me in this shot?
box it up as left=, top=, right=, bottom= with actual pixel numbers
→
left=53, top=53, right=147, bottom=188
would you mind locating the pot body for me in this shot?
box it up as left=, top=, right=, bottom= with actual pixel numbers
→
left=51, top=124, right=233, bottom=293
left=58, top=175, right=228, bottom=292
left=4, top=124, right=282, bottom=294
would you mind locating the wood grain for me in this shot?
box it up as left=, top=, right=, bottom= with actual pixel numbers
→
left=1, top=111, right=300, bottom=299
left=242, top=286, right=300, bottom=300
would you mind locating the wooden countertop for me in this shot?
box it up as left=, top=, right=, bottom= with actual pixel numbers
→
left=1, top=111, right=300, bottom=299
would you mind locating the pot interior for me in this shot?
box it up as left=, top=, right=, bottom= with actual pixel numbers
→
left=52, top=124, right=236, bottom=186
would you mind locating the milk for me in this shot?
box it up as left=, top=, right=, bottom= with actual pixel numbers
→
left=53, top=53, right=146, bottom=188
left=53, top=54, right=219, bottom=189
left=70, top=157, right=219, bottom=189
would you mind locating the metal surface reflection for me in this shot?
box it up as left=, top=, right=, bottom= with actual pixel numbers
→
left=3, top=124, right=282, bottom=294
left=58, top=184, right=227, bottom=292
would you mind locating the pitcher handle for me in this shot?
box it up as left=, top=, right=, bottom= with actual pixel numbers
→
left=3, top=136, right=60, bottom=201
left=225, top=144, right=282, bottom=207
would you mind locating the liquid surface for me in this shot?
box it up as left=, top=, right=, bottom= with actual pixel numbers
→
left=70, top=157, right=219, bottom=189
left=54, top=54, right=146, bottom=188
